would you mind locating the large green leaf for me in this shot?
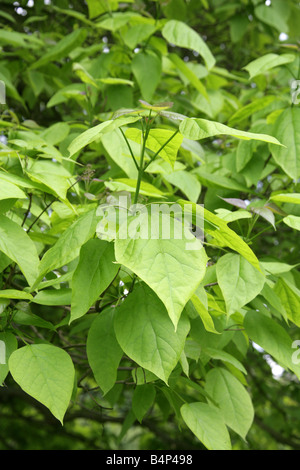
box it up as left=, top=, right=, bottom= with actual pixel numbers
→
left=0, top=215, right=39, bottom=286
left=115, top=210, right=207, bottom=329
left=179, top=118, right=282, bottom=145
left=114, top=283, right=190, bottom=383
left=216, top=253, right=265, bottom=314
left=180, top=402, right=231, bottom=450
left=205, top=367, right=254, bottom=439
left=87, top=308, right=123, bottom=395
left=270, top=107, right=300, bottom=179
left=70, top=240, right=119, bottom=323
left=9, top=344, right=75, bottom=423
left=162, top=20, right=215, bottom=70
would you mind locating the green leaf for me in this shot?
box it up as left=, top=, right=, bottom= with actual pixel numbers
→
left=0, top=215, right=39, bottom=286
left=114, top=283, right=190, bottom=383
left=162, top=20, right=215, bottom=70
left=87, top=308, right=123, bottom=395
left=180, top=402, right=231, bottom=450
left=216, top=253, right=265, bottom=314
left=13, top=311, right=55, bottom=330
left=254, top=5, right=289, bottom=33
left=270, top=107, right=300, bottom=179
left=9, top=344, right=75, bottom=423
left=115, top=210, right=207, bottom=329
left=203, top=347, right=247, bottom=374
left=32, top=288, right=72, bottom=306
left=191, top=293, right=219, bottom=334
left=0, top=180, right=27, bottom=201
left=67, top=116, right=141, bottom=157
left=0, top=332, right=18, bottom=385
left=205, top=367, right=254, bottom=439
left=104, top=178, right=166, bottom=198
left=31, top=209, right=98, bottom=290
left=125, top=128, right=183, bottom=168
left=243, top=53, right=295, bottom=79
left=70, top=240, right=119, bottom=323
left=131, top=51, right=162, bottom=102
left=244, top=310, right=300, bottom=379
left=179, top=118, right=282, bottom=146
left=270, top=193, right=300, bottom=205
left=132, top=384, right=156, bottom=423
left=283, top=215, right=300, bottom=231
left=0, top=289, right=33, bottom=300
left=229, top=96, right=278, bottom=127
left=163, top=170, right=201, bottom=203
left=178, top=200, right=261, bottom=271
left=123, top=23, right=156, bottom=49
left=168, top=53, right=208, bottom=98
left=30, top=28, right=87, bottom=69
left=274, top=278, right=300, bottom=327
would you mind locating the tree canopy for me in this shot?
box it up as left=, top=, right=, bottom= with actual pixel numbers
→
left=0, top=0, right=300, bottom=451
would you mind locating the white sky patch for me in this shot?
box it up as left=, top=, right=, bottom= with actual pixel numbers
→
left=279, top=32, right=289, bottom=41
left=252, top=342, right=284, bottom=379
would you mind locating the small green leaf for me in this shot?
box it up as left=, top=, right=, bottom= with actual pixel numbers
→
left=32, top=288, right=72, bottom=306
left=270, top=193, right=300, bottom=205
left=283, top=215, right=300, bottom=231
left=87, top=308, right=123, bottom=395
left=205, top=367, right=254, bottom=439
left=181, top=402, right=231, bottom=450
left=270, top=107, right=300, bottom=179
left=216, top=253, right=265, bottom=314
left=244, top=310, right=300, bottom=379
left=131, top=51, right=162, bottom=102
left=162, top=20, right=215, bottom=70
left=30, top=28, right=87, bottom=69
left=71, top=240, right=119, bottom=323
left=132, top=384, right=156, bottom=423
left=274, top=278, right=300, bottom=327
left=0, top=215, right=39, bottom=286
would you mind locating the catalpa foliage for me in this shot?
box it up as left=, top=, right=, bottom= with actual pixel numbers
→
left=0, top=0, right=299, bottom=451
